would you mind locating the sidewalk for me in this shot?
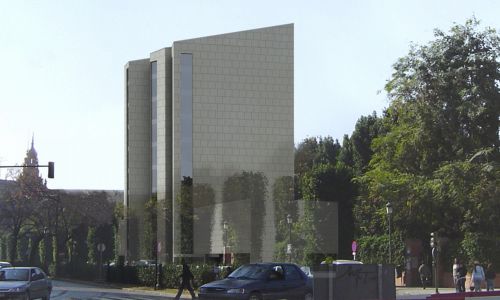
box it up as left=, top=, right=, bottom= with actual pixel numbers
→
left=397, top=287, right=457, bottom=300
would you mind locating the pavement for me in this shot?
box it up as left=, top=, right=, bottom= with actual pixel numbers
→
left=396, top=287, right=457, bottom=299
left=58, top=278, right=464, bottom=299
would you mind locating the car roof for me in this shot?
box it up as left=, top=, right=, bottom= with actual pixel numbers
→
left=1, top=267, right=38, bottom=270
left=331, top=260, right=363, bottom=264
left=246, top=262, right=299, bottom=267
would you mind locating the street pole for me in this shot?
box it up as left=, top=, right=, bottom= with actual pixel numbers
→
left=287, top=214, right=292, bottom=262
left=223, top=221, right=228, bottom=265
left=430, top=232, right=439, bottom=294
left=386, top=202, right=393, bottom=264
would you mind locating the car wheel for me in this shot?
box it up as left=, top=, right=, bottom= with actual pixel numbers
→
left=249, top=292, right=262, bottom=300
left=304, top=291, right=313, bottom=300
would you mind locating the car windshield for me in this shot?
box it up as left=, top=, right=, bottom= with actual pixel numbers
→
left=227, top=264, right=268, bottom=280
left=0, top=269, right=30, bottom=281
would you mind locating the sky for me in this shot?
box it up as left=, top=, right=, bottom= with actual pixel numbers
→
left=0, top=0, right=498, bottom=190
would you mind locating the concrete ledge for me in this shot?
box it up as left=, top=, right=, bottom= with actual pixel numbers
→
left=427, top=291, right=500, bottom=300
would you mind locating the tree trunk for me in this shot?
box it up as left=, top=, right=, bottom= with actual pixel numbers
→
left=8, top=231, right=19, bottom=263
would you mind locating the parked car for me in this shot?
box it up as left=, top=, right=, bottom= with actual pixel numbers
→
left=330, top=260, right=363, bottom=265
left=0, top=267, right=52, bottom=300
left=135, top=259, right=157, bottom=267
left=199, top=262, right=313, bottom=300
left=0, top=262, right=12, bottom=269
left=300, top=266, right=313, bottom=278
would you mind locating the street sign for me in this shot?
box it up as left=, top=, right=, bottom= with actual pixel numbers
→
left=351, top=241, right=357, bottom=252
left=157, top=241, right=162, bottom=253
left=97, top=243, right=106, bottom=252
left=287, top=243, right=292, bottom=254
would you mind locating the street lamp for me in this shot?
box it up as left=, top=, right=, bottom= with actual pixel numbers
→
left=287, top=214, right=292, bottom=262
left=386, top=202, right=393, bottom=264
left=430, top=232, right=439, bottom=294
left=223, top=220, right=228, bottom=265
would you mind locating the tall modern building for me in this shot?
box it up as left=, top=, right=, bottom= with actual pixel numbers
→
left=124, top=24, right=296, bottom=263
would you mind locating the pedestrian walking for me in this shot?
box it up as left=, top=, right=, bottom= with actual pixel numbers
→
left=453, top=258, right=467, bottom=292
left=471, top=261, right=485, bottom=292
left=174, top=263, right=197, bottom=300
left=486, top=263, right=496, bottom=291
left=418, top=262, right=431, bottom=289
left=458, top=262, right=467, bottom=292
left=453, top=258, right=461, bottom=292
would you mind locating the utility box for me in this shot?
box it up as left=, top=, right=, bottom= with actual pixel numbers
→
left=312, top=263, right=396, bottom=300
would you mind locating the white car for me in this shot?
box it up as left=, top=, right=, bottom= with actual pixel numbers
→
left=0, top=262, right=12, bottom=269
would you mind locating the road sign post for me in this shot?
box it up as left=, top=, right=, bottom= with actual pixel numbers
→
left=97, top=243, right=106, bottom=282
left=351, top=241, right=358, bottom=261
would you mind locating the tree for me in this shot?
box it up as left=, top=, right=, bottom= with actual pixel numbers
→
left=350, top=112, right=383, bottom=174
left=272, top=176, right=298, bottom=262
left=381, top=18, right=499, bottom=175
left=223, top=172, right=268, bottom=261
left=355, top=18, right=500, bottom=265
left=143, top=195, right=157, bottom=259
left=0, top=141, right=47, bottom=263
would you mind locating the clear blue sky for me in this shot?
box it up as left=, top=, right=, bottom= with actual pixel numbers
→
left=0, top=0, right=498, bottom=190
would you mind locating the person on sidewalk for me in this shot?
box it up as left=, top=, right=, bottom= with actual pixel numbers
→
left=418, top=262, right=431, bottom=289
left=453, top=258, right=467, bottom=292
left=486, top=263, right=496, bottom=291
left=457, top=262, right=467, bottom=292
left=175, top=263, right=197, bottom=300
left=472, top=261, right=485, bottom=292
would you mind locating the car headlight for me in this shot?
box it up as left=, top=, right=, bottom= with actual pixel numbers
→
left=8, top=286, right=26, bottom=292
left=227, top=288, right=246, bottom=294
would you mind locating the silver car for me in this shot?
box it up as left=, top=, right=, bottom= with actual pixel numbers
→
left=0, top=262, right=11, bottom=269
left=0, top=267, right=52, bottom=300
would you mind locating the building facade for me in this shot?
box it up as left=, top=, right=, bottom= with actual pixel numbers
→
left=124, top=24, right=296, bottom=263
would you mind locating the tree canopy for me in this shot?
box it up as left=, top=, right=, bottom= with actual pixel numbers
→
left=355, top=18, right=500, bottom=266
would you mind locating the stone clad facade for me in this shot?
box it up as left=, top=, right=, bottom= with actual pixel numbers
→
left=124, top=24, right=295, bottom=263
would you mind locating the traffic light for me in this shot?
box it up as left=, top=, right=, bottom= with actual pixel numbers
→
left=430, top=232, right=435, bottom=248
left=48, top=161, right=54, bottom=178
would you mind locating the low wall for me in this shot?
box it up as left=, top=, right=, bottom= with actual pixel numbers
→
left=427, top=290, right=500, bottom=300
left=312, top=264, right=395, bottom=300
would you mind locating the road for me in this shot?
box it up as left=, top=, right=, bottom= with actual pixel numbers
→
left=51, top=280, right=177, bottom=299
left=51, top=279, right=457, bottom=300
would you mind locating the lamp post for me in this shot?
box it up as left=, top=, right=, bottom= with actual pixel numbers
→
left=386, top=202, right=393, bottom=264
left=223, top=220, right=228, bottom=265
left=430, top=232, right=439, bottom=294
left=287, top=214, right=292, bottom=262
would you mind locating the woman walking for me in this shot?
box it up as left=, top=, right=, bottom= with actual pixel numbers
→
left=472, top=261, right=485, bottom=292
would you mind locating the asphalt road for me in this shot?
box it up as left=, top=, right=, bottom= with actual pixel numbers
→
left=51, top=279, right=458, bottom=300
left=51, top=280, right=177, bottom=299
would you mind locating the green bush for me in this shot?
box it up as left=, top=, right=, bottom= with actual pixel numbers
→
left=136, top=266, right=156, bottom=287
left=162, top=264, right=182, bottom=288
left=357, top=233, right=404, bottom=266
left=105, top=263, right=230, bottom=289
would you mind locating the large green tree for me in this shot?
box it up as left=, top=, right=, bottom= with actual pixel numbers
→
left=355, top=18, right=500, bottom=266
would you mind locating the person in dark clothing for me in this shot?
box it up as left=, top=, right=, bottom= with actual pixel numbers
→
left=225, top=266, right=233, bottom=278
left=486, top=263, right=496, bottom=291
left=418, top=262, right=431, bottom=289
left=175, top=263, right=197, bottom=300
left=457, top=263, right=467, bottom=292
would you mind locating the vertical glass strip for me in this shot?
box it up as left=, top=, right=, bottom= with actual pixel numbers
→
left=180, top=54, right=193, bottom=180
left=151, top=61, right=157, bottom=194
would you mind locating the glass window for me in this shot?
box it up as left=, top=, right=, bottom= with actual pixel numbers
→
left=151, top=61, right=157, bottom=193
left=180, top=53, right=193, bottom=179
left=284, top=265, right=302, bottom=280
